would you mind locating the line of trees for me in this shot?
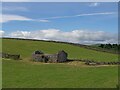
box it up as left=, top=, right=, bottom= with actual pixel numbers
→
left=99, top=44, right=120, bottom=50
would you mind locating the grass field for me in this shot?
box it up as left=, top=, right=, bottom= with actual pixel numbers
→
left=2, top=38, right=119, bottom=88
left=2, top=38, right=118, bottom=62
left=3, top=59, right=118, bottom=88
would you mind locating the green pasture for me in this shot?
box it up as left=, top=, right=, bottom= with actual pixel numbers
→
left=2, top=39, right=118, bottom=62
left=2, top=38, right=119, bottom=88
left=2, top=59, right=118, bottom=88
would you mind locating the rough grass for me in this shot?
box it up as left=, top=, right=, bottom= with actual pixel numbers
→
left=2, top=38, right=118, bottom=88
left=2, top=38, right=118, bottom=62
left=2, top=59, right=118, bottom=88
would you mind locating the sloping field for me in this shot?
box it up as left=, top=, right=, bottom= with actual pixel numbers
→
left=2, top=38, right=118, bottom=62
left=2, top=38, right=118, bottom=88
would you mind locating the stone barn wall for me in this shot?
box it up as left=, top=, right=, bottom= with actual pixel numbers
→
left=32, top=54, right=48, bottom=62
left=57, top=51, right=68, bottom=62
left=46, top=54, right=58, bottom=63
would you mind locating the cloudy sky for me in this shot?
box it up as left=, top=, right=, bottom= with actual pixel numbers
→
left=1, top=2, right=118, bottom=44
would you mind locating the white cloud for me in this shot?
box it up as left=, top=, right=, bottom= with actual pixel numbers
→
left=76, top=12, right=115, bottom=16
left=0, top=14, right=31, bottom=23
left=0, top=30, right=5, bottom=37
left=41, top=12, right=116, bottom=20
left=0, top=14, right=50, bottom=23
left=8, top=29, right=118, bottom=44
left=37, top=20, right=50, bottom=22
left=10, top=31, right=31, bottom=38
left=89, top=2, right=100, bottom=7
left=0, top=12, right=116, bottom=23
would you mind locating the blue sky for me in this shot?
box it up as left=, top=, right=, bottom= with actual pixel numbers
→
left=1, top=2, right=118, bottom=44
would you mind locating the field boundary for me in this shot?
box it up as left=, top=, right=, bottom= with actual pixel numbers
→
left=68, top=59, right=120, bottom=66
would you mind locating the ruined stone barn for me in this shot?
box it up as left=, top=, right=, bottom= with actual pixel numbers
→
left=32, top=50, right=68, bottom=63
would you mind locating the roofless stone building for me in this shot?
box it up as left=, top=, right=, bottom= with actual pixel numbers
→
left=32, top=50, right=68, bottom=63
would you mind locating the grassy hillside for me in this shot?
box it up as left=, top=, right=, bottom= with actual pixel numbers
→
left=2, top=38, right=118, bottom=88
left=2, top=38, right=118, bottom=62
left=3, top=59, right=118, bottom=88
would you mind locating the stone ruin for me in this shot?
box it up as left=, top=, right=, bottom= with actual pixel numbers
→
left=32, top=50, right=68, bottom=63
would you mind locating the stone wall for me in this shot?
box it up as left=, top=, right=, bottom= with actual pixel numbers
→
left=1, top=52, right=20, bottom=60
left=68, top=59, right=120, bottom=65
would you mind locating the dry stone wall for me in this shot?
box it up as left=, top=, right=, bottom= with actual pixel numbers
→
left=1, top=52, right=20, bottom=60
